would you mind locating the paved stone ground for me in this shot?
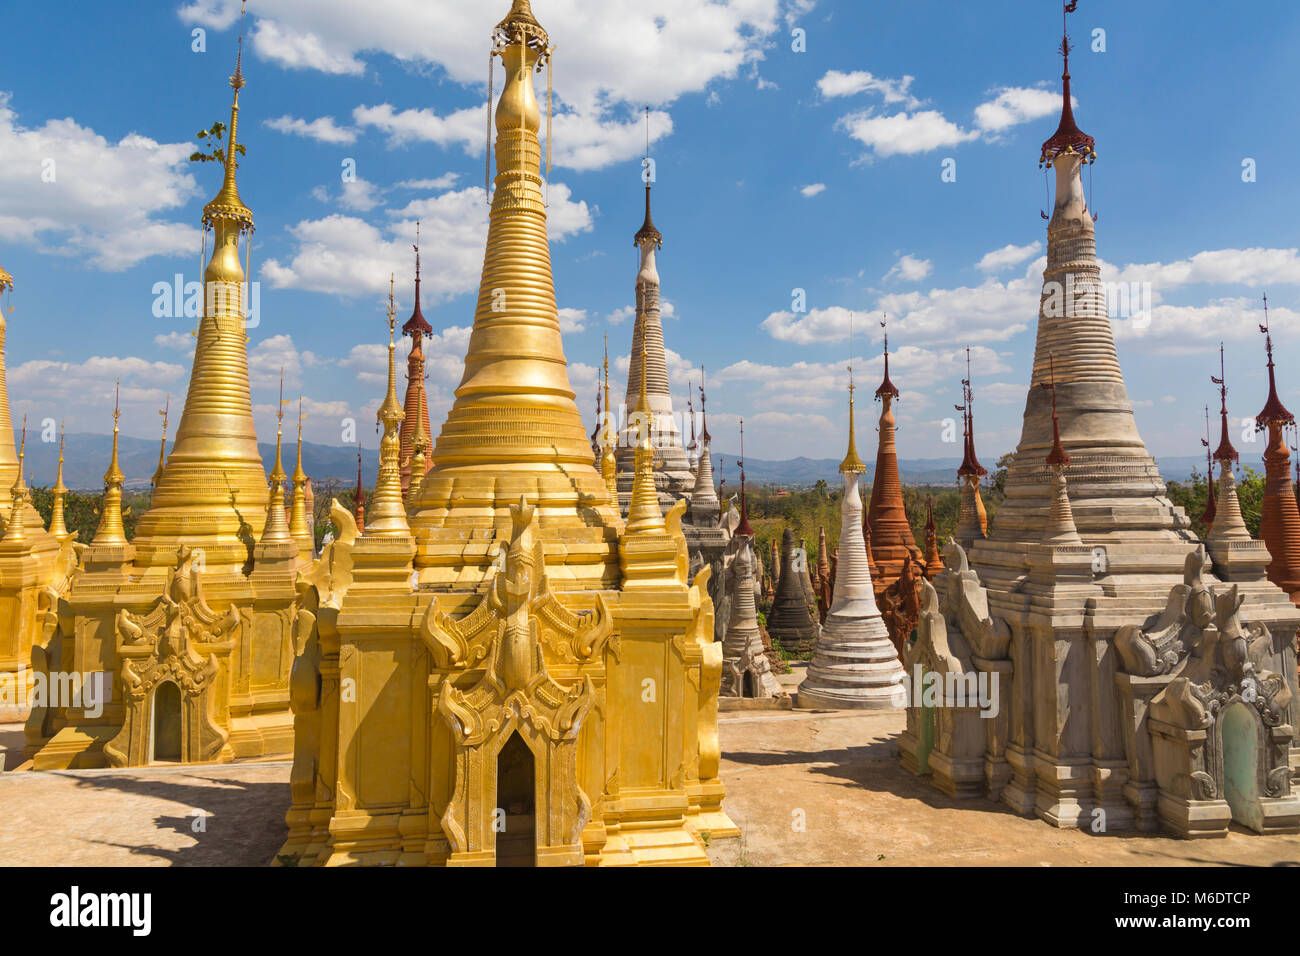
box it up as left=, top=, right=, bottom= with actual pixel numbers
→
left=2, top=714, right=1298, bottom=866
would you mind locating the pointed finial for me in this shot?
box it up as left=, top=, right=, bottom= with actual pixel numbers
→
left=1198, top=404, right=1217, bottom=529
left=876, top=314, right=899, bottom=400
left=1040, top=1, right=1096, bottom=168
left=1257, top=292, right=1294, bottom=428
left=202, top=0, right=254, bottom=232
left=699, top=365, right=712, bottom=444
left=152, top=394, right=171, bottom=489
left=403, top=222, right=432, bottom=339
left=840, top=354, right=866, bottom=475
left=1212, top=342, right=1239, bottom=463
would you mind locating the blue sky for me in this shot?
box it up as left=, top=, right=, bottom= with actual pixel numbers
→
left=2, top=0, right=1300, bottom=472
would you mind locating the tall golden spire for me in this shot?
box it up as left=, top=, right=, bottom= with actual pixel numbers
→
left=152, top=396, right=170, bottom=490
left=49, top=422, right=70, bottom=542
left=413, top=1, right=620, bottom=585
left=840, top=359, right=866, bottom=475
left=600, top=332, right=617, bottom=498
left=0, top=264, right=18, bottom=508
left=366, top=278, right=410, bottom=537
left=289, top=397, right=313, bottom=553
left=261, top=371, right=292, bottom=543
left=92, top=383, right=128, bottom=546
left=132, top=3, right=268, bottom=571
left=2, top=416, right=28, bottom=545
left=626, top=323, right=665, bottom=535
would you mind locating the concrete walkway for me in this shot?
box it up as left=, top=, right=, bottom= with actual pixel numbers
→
left=1, top=713, right=1297, bottom=866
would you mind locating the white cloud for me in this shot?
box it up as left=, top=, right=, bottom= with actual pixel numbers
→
left=264, top=114, right=358, bottom=144
left=153, top=331, right=195, bottom=351
left=8, top=354, right=186, bottom=434
left=558, top=308, right=588, bottom=334
left=607, top=305, right=635, bottom=325
left=763, top=261, right=1043, bottom=346
left=181, top=1, right=795, bottom=112
left=973, top=87, right=1067, bottom=133
left=262, top=183, right=593, bottom=299
left=837, top=109, right=979, bottom=158
left=395, top=173, right=460, bottom=191
left=816, top=70, right=920, bottom=108
left=885, top=254, right=933, bottom=283
left=352, top=103, right=484, bottom=150
left=181, top=1, right=798, bottom=173
left=0, top=92, right=199, bottom=270
left=977, top=241, right=1042, bottom=273
left=800, top=183, right=827, bottom=198
left=829, top=85, right=1075, bottom=160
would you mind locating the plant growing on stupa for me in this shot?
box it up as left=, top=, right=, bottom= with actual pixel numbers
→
left=189, top=121, right=246, bottom=165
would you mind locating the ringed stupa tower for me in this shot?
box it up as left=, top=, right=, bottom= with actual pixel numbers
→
left=1254, top=299, right=1300, bottom=604
left=938, top=3, right=1300, bottom=835
left=131, top=32, right=268, bottom=571
left=27, top=15, right=300, bottom=769
left=798, top=371, right=907, bottom=709
left=614, top=176, right=692, bottom=492
left=867, top=324, right=921, bottom=600
left=411, top=0, right=622, bottom=587
left=280, top=0, right=735, bottom=867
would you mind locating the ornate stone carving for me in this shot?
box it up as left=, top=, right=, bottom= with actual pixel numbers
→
left=435, top=497, right=597, bottom=865
left=103, top=547, right=236, bottom=766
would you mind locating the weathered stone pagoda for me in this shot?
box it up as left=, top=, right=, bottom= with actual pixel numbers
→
left=719, top=459, right=784, bottom=699
left=25, top=30, right=303, bottom=769
left=901, top=4, right=1300, bottom=838
left=798, top=378, right=906, bottom=709
left=278, top=0, right=735, bottom=867
left=614, top=179, right=692, bottom=492
left=766, top=527, right=819, bottom=656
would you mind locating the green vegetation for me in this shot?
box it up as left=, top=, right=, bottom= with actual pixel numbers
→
left=1166, top=466, right=1263, bottom=540
left=29, top=486, right=150, bottom=543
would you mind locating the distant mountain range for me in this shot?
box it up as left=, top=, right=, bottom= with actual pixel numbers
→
left=14, top=435, right=1213, bottom=493
left=711, top=453, right=1212, bottom=489
left=18, top=433, right=379, bottom=492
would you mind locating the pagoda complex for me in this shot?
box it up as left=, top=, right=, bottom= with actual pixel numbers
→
left=902, top=2, right=1300, bottom=838
left=798, top=375, right=906, bottom=709
left=277, top=0, right=735, bottom=866
left=24, top=23, right=304, bottom=769
left=0, top=264, right=75, bottom=717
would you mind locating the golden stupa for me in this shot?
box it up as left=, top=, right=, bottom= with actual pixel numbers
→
left=278, top=0, right=736, bottom=866
left=0, top=265, right=76, bottom=718
left=24, top=21, right=304, bottom=769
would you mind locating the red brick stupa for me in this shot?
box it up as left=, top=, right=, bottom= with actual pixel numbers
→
left=1255, top=296, right=1300, bottom=603
left=399, top=227, right=434, bottom=495
left=866, top=320, right=921, bottom=604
